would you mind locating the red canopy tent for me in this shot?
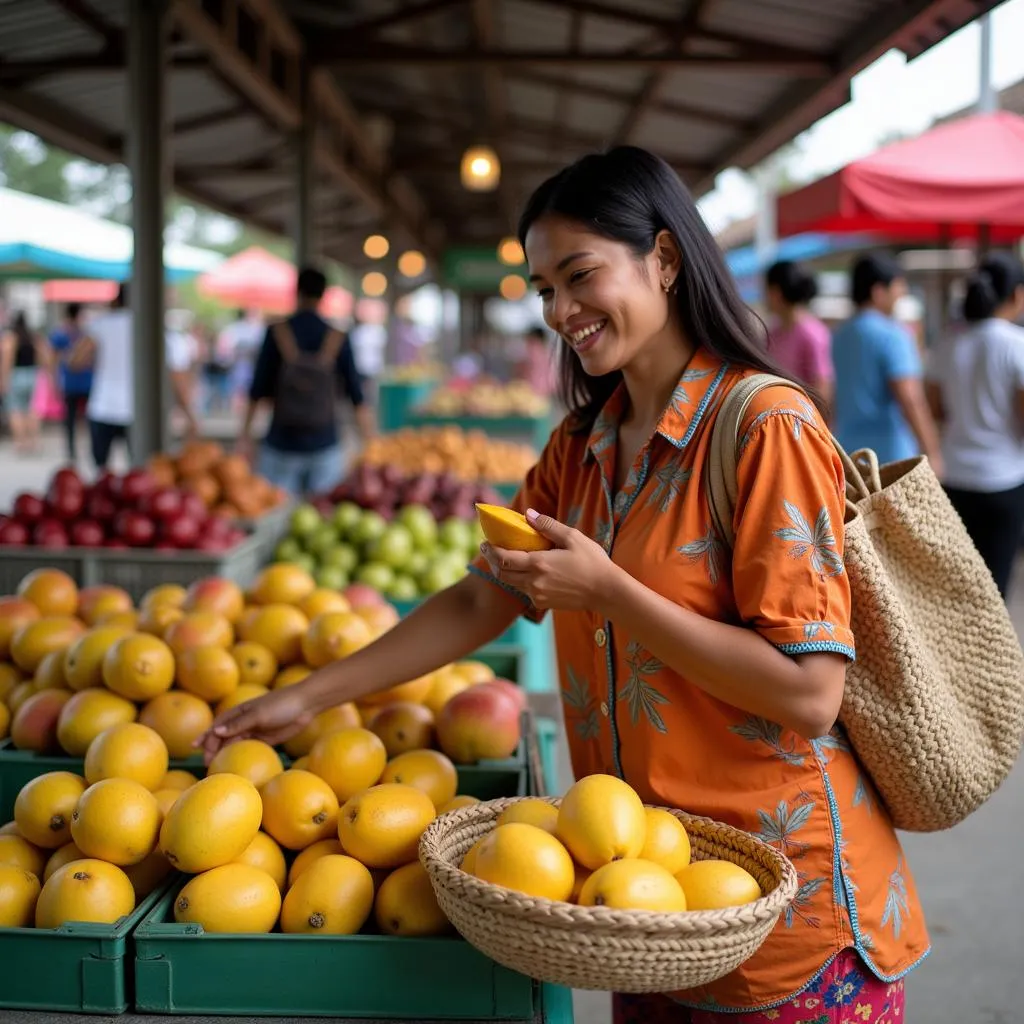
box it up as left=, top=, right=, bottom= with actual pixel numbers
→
left=198, top=245, right=354, bottom=318
left=777, top=112, right=1024, bottom=243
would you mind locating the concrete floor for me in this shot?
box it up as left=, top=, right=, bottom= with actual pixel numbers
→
left=1, top=425, right=1023, bottom=1023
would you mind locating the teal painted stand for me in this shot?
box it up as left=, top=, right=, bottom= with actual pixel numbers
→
left=377, top=380, right=438, bottom=433
left=407, top=411, right=555, bottom=451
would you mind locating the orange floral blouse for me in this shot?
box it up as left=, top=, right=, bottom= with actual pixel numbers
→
left=471, top=346, right=930, bottom=1012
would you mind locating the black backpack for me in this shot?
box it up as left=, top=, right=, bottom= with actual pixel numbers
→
left=272, top=322, right=344, bottom=432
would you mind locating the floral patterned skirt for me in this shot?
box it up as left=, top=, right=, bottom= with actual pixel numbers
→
left=612, top=948, right=905, bottom=1024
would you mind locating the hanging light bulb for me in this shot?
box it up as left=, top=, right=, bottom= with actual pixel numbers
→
left=460, top=145, right=501, bottom=192
left=362, top=271, right=388, bottom=297
left=397, top=250, right=426, bottom=278
left=499, top=274, right=527, bottom=301
left=363, top=234, right=390, bottom=259
left=497, top=237, right=525, bottom=266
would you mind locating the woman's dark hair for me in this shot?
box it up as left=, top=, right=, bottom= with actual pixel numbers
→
left=765, top=260, right=818, bottom=306
left=518, top=147, right=806, bottom=429
left=10, top=312, right=32, bottom=348
left=963, top=252, right=1024, bottom=323
left=851, top=253, right=903, bottom=306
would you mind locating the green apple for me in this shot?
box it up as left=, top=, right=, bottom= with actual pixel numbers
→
left=322, top=543, right=359, bottom=574
left=398, top=504, right=438, bottom=549
left=405, top=550, right=430, bottom=578
left=376, top=523, right=415, bottom=569
left=438, top=517, right=473, bottom=553
left=290, top=503, right=322, bottom=539
left=292, top=553, right=318, bottom=575
left=315, top=565, right=350, bottom=590
left=420, top=558, right=465, bottom=594
left=307, top=525, right=341, bottom=559
left=387, top=574, right=420, bottom=602
left=274, top=537, right=303, bottom=562
left=333, top=501, right=363, bottom=537
left=356, top=562, right=395, bottom=592
left=352, top=510, right=388, bottom=547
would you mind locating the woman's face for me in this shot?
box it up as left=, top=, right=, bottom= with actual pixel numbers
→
left=524, top=215, right=676, bottom=379
left=764, top=283, right=785, bottom=317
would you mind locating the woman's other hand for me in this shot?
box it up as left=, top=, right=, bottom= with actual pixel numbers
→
left=196, top=685, right=314, bottom=764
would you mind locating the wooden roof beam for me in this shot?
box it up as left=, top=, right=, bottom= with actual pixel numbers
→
left=52, top=0, right=119, bottom=45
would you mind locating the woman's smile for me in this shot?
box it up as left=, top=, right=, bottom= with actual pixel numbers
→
left=565, top=318, right=608, bottom=355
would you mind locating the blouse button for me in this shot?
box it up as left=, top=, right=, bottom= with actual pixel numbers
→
left=594, top=627, right=607, bottom=648
left=600, top=701, right=609, bottom=717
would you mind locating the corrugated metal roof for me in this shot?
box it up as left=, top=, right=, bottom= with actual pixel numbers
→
left=0, top=0, right=1009, bottom=269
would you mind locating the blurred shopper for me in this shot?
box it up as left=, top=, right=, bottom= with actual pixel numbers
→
left=73, top=285, right=199, bottom=470
left=240, top=266, right=374, bottom=498
left=764, top=260, right=834, bottom=410
left=927, top=253, right=1024, bottom=598
left=0, top=311, right=50, bottom=455
left=222, top=309, right=264, bottom=408
left=49, top=303, right=93, bottom=462
left=517, top=325, right=557, bottom=397
left=832, top=254, right=942, bottom=474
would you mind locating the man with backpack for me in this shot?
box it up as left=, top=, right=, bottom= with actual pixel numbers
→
left=239, top=266, right=373, bottom=497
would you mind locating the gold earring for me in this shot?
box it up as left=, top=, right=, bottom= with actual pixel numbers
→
left=663, top=279, right=672, bottom=293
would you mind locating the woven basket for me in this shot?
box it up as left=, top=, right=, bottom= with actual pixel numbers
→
left=419, top=797, right=798, bottom=993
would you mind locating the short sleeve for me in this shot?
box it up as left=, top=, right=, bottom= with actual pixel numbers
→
left=731, top=393, right=855, bottom=660
left=249, top=327, right=278, bottom=402
left=803, top=319, right=835, bottom=382
left=336, top=335, right=365, bottom=407
left=165, top=332, right=191, bottom=373
left=468, top=421, right=570, bottom=622
left=880, top=322, right=922, bottom=382
left=996, top=327, right=1024, bottom=390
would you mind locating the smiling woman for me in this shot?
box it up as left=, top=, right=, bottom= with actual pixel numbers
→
left=198, top=147, right=927, bottom=1024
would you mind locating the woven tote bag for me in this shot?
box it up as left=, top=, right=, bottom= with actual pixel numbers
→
left=706, top=373, right=1024, bottom=832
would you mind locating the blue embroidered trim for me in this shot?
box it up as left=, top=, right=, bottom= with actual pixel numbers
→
left=778, top=640, right=857, bottom=661
left=660, top=362, right=728, bottom=450
left=466, top=563, right=530, bottom=607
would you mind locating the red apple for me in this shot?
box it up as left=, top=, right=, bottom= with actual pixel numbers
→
left=477, top=678, right=528, bottom=714
left=140, top=486, right=184, bottom=521
left=86, top=491, right=118, bottom=523
left=120, top=468, right=156, bottom=505
left=162, top=513, right=201, bottom=549
left=435, top=686, right=522, bottom=764
left=344, top=583, right=389, bottom=610
left=104, top=539, right=129, bottom=550
left=50, top=467, right=83, bottom=491
left=0, top=520, right=29, bottom=546
left=69, top=520, right=105, bottom=548
left=33, top=519, right=69, bottom=548
left=12, top=493, right=45, bottom=524
left=179, top=492, right=207, bottom=521
left=47, top=484, right=85, bottom=521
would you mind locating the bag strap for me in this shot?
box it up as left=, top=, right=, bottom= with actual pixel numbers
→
left=317, top=329, right=345, bottom=367
left=272, top=322, right=300, bottom=364
left=705, top=373, right=883, bottom=549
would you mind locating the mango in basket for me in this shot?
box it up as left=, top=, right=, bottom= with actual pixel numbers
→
left=475, top=504, right=552, bottom=553
left=675, top=860, right=762, bottom=910
left=474, top=822, right=574, bottom=902
left=579, top=859, right=687, bottom=912
left=556, top=774, right=647, bottom=870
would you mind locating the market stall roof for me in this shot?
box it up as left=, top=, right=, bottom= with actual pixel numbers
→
left=0, top=186, right=223, bottom=281
left=0, top=0, right=1007, bottom=274
left=776, top=111, right=1024, bottom=242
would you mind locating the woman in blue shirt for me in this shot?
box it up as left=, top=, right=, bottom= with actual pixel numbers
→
left=49, top=303, right=93, bottom=463
left=832, top=254, right=943, bottom=476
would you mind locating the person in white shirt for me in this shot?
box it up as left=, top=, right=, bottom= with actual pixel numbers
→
left=72, top=285, right=199, bottom=470
left=927, top=252, right=1024, bottom=598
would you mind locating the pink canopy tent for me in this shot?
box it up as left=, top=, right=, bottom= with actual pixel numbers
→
left=777, top=112, right=1024, bottom=243
left=197, top=246, right=354, bottom=318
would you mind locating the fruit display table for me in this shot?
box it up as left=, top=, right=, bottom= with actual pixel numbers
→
left=378, top=379, right=439, bottom=433
left=407, top=411, right=555, bottom=452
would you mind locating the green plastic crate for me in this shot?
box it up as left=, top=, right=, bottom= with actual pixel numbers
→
left=472, top=642, right=526, bottom=683
left=407, top=411, right=554, bottom=451
left=0, top=741, right=205, bottom=822
left=378, top=379, right=439, bottom=433
left=0, top=876, right=176, bottom=1014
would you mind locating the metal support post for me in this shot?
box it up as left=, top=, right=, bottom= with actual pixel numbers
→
left=127, top=0, right=168, bottom=460
left=294, top=70, right=315, bottom=268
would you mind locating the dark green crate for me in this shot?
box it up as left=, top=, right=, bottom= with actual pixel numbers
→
left=0, top=741, right=204, bottom=823
left=0, top=877, right=176, bottom=1014
left=472, top=642, right=526, bottom=683
left=133, top=883, right=538, bottom=1019
left=455, top=764, right=527, bottom=801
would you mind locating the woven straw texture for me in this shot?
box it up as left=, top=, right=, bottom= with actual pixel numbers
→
left=707, top=375, right=1024, bottom=833
left=418, top=797, right=798, bottom=994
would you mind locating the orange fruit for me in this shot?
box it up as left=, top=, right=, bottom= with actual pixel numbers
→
left=273, top=664, right=311, bottom=689
left=0, top=662, right=24, bottom=704
left=380, top=749, right=457, bottom=809
left=359, top=673, right=433, bottom=709
left=70, top=779, right=161, bottom=866
left=581, top=859, right=687, bottom=912
left=230, top=642, right=277, bottom=688
left=57, top=688, right=137, bottom=756
left=639, top=809, right=692, bottom=875
left=286, top=837, right=344, bottom=889
left=63, top=626, right=132, bottom=691
left=18, top=569, right=78, bottom=618
left=33, top=650, right=69, bottom=692
left=674, top=860, right=762, bottom=910
left=152, top=788, right=182, bottom=817
left=14, top=771, right=88, bottom=848
left=208, top=738, right=284, bottom=789
left=137, top=603, right=184, bottom=637
left=307, top=728, right=387, bottom=803
left=232, top=831, right=287, bottom=892
left=423, top=672, right=470, bottom=717
left=174, top=862, right=280, bottom=933
left=0, top=862, right=42, bottom=926
left=301, top=612, right=373, bottom=668
left=374, top=860, right=450, bottom=936
left=475, top=823, right=574, bottom=901
left=282, top=703, right=361, bottom=758
left=439, top=795, right=480, bottom=815
left=140, top=584, right=187, bottom=612
left=11, top=617, right=86, bottom=674
left=160, top=769, right=199, bottom=791
left=248, top=564, right=316, bottom=606
left=337, top=783, right=436, bottom=869
left=556, top=774, right=646, bottom=870
left=95, top=610, right=139, bottom=632
left=497, top=798, right=560, bottom=836
left=102, top=633, right=175, bottom=701
left=84, top=722, right=169, bottom=791
left=123, top=850, right=173, bottom=899
left=280, top=854, right=373, bottom=934
left=0, top=598, right=41, bottom=661
left=298, top=588, right=350, bottom=620
left=76, top=586, right=133, bottom=628
left=176, top=646, right=240, bottom=703
left=238, top=604, right=308, bottom=665
left=0, top=834, right=47, bottom=878
left=164, top=611, right=233, bottom=657
left=215, top=683, right=269, bottom=716
left=260, top=770, right=340, bottom=851
left=139, top=691, right=213, bottom=759
left=183, top=578, right=245, bottom=624
left=160, top=774, right=263, bottom=873
left=7, top=681, right=36, bottom=716
left=452, top=660, right=495, bottom=685
left=36, top=859, right=135, bottom=928
left=367, top=702, right=435, bottom=757
left=460, top=837, right=485, bottom=875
